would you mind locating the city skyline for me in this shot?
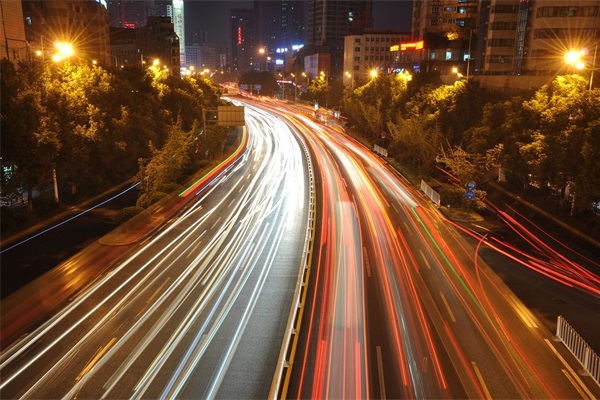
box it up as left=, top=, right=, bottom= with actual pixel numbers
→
left=185, top=0, right=413, bottom=44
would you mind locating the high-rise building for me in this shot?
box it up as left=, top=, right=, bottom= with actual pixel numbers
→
left=108, top=0, right=147, bottom=28
left=23, top=0, right=110, bottom=65
left=306, top=0, right=373, bottom=79
left=254, top=0, right=306, bottom=50
left=230, top=8, right=254, bottom=72
left=343, top=31, right=411, bottom=86
left=0, top=0, right=28, bottom=64
left=172, top=0, right=185, bottom=67
left=148, top=0, right=172, bottom=18
left=137, top=15, right=180, bottom=75
left=408, top=0, right=600, bottom=89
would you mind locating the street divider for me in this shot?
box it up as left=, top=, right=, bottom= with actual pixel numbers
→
left=268, top=126, right=316, bottom=400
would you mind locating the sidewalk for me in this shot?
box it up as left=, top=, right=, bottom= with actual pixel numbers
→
left=488, top=181, right=600, bottom=250
left=0, top=179, right=136, bottom=251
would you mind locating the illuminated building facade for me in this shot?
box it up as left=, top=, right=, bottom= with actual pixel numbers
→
left=0, top=0, right=28, bottom=64
left=343, top=31, right=411, bottom=86
left=230, top=8, right=254, bottom=72
left=23, top=0, right=110, bottom=65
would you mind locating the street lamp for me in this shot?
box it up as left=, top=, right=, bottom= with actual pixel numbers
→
left=564, top=46, right=598, bottom=99
left=52, top=41, right=73, bottom=62
left=370, top=69, right=378, bottom=79
left=345, top=71, right=355, bottom=88
left=565, top=49, right=586, bottom=70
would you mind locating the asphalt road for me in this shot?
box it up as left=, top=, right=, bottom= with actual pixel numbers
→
left=0, top=105, right=311, bottom=399
left=2, top=98, right=599, bottom=399
left=253, top=99, right=600, bottom=399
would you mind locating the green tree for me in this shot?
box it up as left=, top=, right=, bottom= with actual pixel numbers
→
left=136, top=117, right=195, bottom=207
left=1, top=60, right=61, bottom=213
left=521, top=75, right=589, bottom=204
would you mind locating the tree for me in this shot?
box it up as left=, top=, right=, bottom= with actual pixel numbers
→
left=1, top=60, right=61, bottom=213
left=521, top=75, right=589, bottom=205
left=136, top=117, right=195, bottom=207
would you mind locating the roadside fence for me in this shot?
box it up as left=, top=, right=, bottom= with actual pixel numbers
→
left=420, top=180, right=441, bottom=206
left=556, top=315, right=600, bottom=387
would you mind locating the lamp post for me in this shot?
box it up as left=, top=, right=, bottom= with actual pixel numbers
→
left=564, top=46, right=598, bottom=100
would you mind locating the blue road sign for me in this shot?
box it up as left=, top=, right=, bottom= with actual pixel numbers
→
left=466, top=181, right=477, bottom=190
left=465, top=190, right=476, bottom=200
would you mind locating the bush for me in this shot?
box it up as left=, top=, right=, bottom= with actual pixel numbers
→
left=136, top=191, right=168, bottom=209
left=115, top=206, right=146, bottom=224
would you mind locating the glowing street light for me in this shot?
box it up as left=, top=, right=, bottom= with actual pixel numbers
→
left=153, top=58, right=160, bottom=67
left=370, top=69, right=378, bottom=78
left=52, top=41, right=74, bottom=62
left=565, top=49, right=586, bottom=70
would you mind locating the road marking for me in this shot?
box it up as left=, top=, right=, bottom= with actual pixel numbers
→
left=76, top=337, right=117, bottom=382
left=471, top=361, right=492, bottom=400
left=364, top=247, right=372, bottom=278
left=210, top=217, right=222, bottom=230
left=473, top=224, right=491, bottom=232
left=187, top=239, right=203, bottom=259
left=544, top=339, right=594, bottom=400
left=439, top=291, right=456, bottom=322
left=419, top=250, right=431, bottom=270
left=509, top=295, right=538, bottom=328
left=376, top=346, right=386, bottom=400
left=403, top=221, right=413, bottom=236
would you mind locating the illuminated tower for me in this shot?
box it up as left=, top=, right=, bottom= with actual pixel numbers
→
left=172, top=0, right=185, bottom=67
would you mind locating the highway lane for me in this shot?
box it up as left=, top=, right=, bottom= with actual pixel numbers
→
left=0, top=103, right=311, bottom=399
left=251, top=100, right=598, bottom=399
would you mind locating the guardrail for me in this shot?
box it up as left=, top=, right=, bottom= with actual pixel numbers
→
left=374, top=144, right=388, bottom=157
left=268, top=128, right=317, bottom=399
left=420, top=179, right=441, bottom=206
left=556, top=315, right=600, bottom=387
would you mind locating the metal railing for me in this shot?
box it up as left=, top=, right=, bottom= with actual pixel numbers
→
left=556, top=315, right=600, bottom=387
left=421, top=179, right=441, bottom=206
left=374, top=144, right=388, bottom=157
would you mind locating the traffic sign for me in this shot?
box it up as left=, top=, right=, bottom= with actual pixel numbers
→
left=465, top=190, right=476, bottom=200
left=466, top=181, right=477, bottom=190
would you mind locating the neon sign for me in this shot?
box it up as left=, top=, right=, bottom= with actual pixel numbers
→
left=237, top=27, right=242, bottom=45
left=400, top=41, right=424, bottom=51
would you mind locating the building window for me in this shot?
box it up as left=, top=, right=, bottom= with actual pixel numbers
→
left=354, top=65, right=360, bottom=70
left=354, top=56, right=360, bottom=61
left=444, top=6, right=456, bottom=12
left=431, top=18, right=439, bottom=25
left=446, top=51, right=452, bottom=60
left=487, top=55, right=512, bottom=63
left=491, top=5, right=519, bottom=13
left=490, top=21, right=517, bottom=30
left=430, top=52, right=436, bottom=60
left=432, top=6, right=439, bottom=13
left=488, top=38, right=515, bottom=47
left=355, top=38, right=361, bottom=43
left=355, top=47, right=360, bottom=52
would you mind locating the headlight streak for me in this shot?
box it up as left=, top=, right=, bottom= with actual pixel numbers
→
left=1, top=101, right=311, bottom=399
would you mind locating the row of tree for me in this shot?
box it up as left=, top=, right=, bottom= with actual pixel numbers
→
left=1, top=59, right=226, bottom=217
left=338, top=72, right=600, bottom=218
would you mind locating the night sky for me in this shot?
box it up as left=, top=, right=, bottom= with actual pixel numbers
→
left=185, top=0, right=413, bottom=44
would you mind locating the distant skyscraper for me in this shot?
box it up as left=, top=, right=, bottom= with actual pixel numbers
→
left=306, top=0, right=373, bottom=78
left=254, top=0, right=306, bottom=50
left=172, top=0, right=185, bottom=67
left=108, top=0, right=147, bottom=28
left=230, top=8, right=254, bottom=72
left=148, top=0, right=172, bottom=18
